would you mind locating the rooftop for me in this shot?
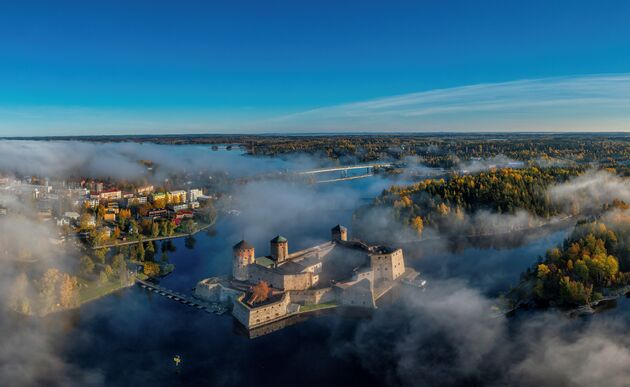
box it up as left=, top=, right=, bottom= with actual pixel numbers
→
left=242, top=292, right=284, bottom=308
left=233, top=240, right=254, bottom=250
left=371, top=246, right=398, bottom=254
left=270, top=235, right=288, bottom=243
left=255, top=256, right=276, bottom=268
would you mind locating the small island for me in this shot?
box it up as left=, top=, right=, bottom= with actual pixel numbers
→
left=510, top=201, right=630, bottom=312
left=194, top=225, right=425, bottom=330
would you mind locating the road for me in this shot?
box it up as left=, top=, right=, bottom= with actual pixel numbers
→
left=92, top=220, right=215, bottom=250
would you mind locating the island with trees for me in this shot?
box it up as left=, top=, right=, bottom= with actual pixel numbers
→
left=509, top=201, right=630, bottom=310
left=355, top=166, right=584, bottom=239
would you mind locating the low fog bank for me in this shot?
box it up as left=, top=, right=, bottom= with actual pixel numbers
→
left=355, top=205, right=561, bottom=247
left=2, top=141, right=630, bottom=386
left=0, top=140, right=327, bottom=182
left=0, top=199, right=103, bottom=386
left=456, top=154, right=523, bottom=173
left=550, top=170, right=630, bottom=213
left=330, top=281, right=630, bottom=387
left=227, top=177, right=396, bottom=250
left=0, top=313, right=104, bottom=387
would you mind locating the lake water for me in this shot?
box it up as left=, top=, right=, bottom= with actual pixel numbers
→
left=36, top=146, right=626, bottom=386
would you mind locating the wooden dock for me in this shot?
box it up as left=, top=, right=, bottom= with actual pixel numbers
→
left=136, top=278, right=227, bottom=315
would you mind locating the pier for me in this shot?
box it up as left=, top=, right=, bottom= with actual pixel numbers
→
left=136, top=278, right=227, bottom=315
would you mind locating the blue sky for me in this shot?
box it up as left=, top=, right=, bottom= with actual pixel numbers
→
left=1, top=0, right=630, bottom=135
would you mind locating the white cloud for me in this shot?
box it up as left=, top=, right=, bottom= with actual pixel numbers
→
left=264, top=74, right=630, bottom=132
left=3, top=74, right=630, bottom=135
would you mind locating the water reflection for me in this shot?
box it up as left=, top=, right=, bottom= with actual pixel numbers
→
left=46, top=147, right=625, bottom=386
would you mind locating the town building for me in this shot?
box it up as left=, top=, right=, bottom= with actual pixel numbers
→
left=94, top=189, right=122, bottom=201
left=168, top=203, right=189, bottom=213
left=146, top=208, right=168, bottom=220
left=103, top=212, right=117, bottom=222
left=187, top=188, right=203, bottom=203
left=64, top=211, right=81, bottom=221
left=83, top=198, right=100, bottom=208
left=150, top=192, right=166, bottom=204
left=167, top=190, right=187, bottom=204
left=136, top=185, right=154, bottom=195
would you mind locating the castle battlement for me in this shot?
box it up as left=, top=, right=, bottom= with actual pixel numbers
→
left=192, top=224, right=421, bottom=332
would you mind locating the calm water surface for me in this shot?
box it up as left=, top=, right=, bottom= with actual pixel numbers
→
left=51, top=147, right=628, bottom=386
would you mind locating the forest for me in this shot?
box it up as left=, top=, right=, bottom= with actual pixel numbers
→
left=11, top=133, right=630, bottom=168
left=361, top=166, right=584, bottom=237
left=512, top=203, right=630, bottom=307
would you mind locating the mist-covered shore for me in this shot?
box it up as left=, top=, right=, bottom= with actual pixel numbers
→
left=2, top=139, right=630, bottom=387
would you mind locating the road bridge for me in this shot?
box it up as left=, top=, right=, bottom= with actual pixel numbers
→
left=315, top=173, right=375, bottom=184
left=297, top=163, right=393, bottom=175
left=136, top=278, right=227, bottom=315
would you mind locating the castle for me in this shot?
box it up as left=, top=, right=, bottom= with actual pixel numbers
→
left=195, top=224, right=421, bottom=330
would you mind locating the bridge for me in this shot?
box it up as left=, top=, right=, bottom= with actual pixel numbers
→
left=297, top=163, right=393, bottom=175
left=315, top=174, right=374, bottom=183
left=296, top=163, right=393, bottom=183
left=136, top=278, right=227, bottom=315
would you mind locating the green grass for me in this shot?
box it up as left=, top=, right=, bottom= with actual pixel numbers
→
left=299, top=302, right=338, bottom=313
left=78, top=278, right=133, bottom=304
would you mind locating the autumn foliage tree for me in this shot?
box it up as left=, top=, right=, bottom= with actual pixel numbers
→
left=365, top=166, right=583, bottom=237
left=250, top=281, right=270, bottom=304
left=59, top=273, right=79, bottom=308
left=143, top=261, right=161, bottom=277
left=518, top=216, right=630, bottom=307
left=411, top=216, right=424, bottom=237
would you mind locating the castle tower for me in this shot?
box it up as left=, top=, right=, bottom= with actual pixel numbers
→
left=331, top=224, right=348, bottom=242
left=270, top=235, right=289, bottom=262
left=369, top=246, right=405, bottom=282
left=233, top=240, right=255, bottom=281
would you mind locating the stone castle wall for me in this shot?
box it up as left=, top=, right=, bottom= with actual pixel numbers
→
left=335, top=279, right=376, bottom=308
left=289, top=288, right=335, bottom=304
left=194, top=279, right=242, bottom=304
left=282, top=271, right=313, bottom=290
left=232, top=293, right=292, bottom=329
left=247, top=265, right=313, bottom=290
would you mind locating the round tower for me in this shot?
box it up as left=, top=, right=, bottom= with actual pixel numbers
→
left=232, top=240, right=255, bottom=281
left=331, top=224, right=348, bottom=242
left=270, top=235, right=289, bottom=262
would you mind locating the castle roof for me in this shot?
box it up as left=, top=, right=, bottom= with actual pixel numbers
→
left=242, top=292, right=285, bottom=308
left=331, top=224, right=347, bottom=232
left=270, top=235, right=288, bottom=243
left=233, top=240, right=254, bottom=250
left=370, top=245, right=398, bottom=254
left=255, top=256, right=276, bottom=268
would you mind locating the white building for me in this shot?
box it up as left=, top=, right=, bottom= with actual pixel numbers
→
left=188, top=189, right=203, bottom=203
left=64, top=211, right=81, bottom=221
left=84, top=198, right=100, bottom=208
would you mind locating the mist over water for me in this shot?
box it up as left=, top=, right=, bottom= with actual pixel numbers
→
left=2, top=142, right=630, bottom=386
